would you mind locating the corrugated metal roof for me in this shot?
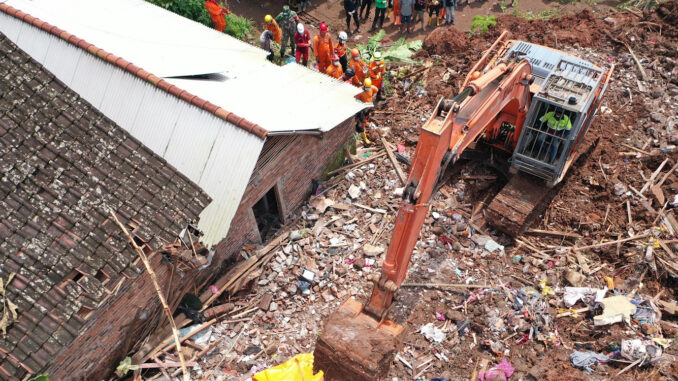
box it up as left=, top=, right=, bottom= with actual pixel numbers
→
left=4, top=0, right=366, bottom=133
left=167, top=61, right=367, bottom=133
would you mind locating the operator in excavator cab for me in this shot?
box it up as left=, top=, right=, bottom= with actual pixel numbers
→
left=537, top=107, right=572, bottom=163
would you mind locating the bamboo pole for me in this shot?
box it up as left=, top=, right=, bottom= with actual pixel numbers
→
left=109, top=210, right=190, bottom=381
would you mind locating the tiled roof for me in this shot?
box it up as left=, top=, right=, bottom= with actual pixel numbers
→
left=0, top=2, right=269, bottom=140
left=0, top=33, right=211, bottom=378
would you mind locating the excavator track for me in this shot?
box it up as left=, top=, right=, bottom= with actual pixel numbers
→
left=485, top=174, right=549, bottom=236
left=486, top=138, right=599, bottom=236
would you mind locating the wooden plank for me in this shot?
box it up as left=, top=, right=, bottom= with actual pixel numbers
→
left=650, top=184, right=666, bottom=205
left=525, top=229, right=582, bottom=239
left=573, top=233, right=650, bottom=251
left=201, top=233, right=286, bottom=310
left=640, top=158, right=669, bottom=194
left=326, top=151, right=386, bottom=176
left=657, top=300, right=678, bottom=315
left=381, top=136, right=407, bottom=186
left=353, top=203, right=387, bottom=214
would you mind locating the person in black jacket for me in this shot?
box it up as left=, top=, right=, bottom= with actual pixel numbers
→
left=344, top=0, right=360, bottom=33
left=360, top=0, right=374, bottom=20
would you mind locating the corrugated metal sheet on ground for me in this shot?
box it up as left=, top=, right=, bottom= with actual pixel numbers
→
left=4, top=0, right=367, bottom=133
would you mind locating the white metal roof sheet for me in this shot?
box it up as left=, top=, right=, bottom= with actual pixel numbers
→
left=5, top=0, right=366, bottom=133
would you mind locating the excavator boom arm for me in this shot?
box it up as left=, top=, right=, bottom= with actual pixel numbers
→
left=364, top=55, right=534, bottom=321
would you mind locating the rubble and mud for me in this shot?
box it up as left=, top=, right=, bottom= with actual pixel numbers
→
left=135, top=3, right=678, bottom=380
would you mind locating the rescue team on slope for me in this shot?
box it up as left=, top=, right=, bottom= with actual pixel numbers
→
left=259, top=5, right=388, bottom=144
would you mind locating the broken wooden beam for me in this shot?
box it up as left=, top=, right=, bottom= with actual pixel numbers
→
left=327, top=151, right=387, bottom=176
left=525, top=229, right=582, bottom=239
left=380, top=136, right=407, bottom=186
left=109, top=210, right=189, bottom=381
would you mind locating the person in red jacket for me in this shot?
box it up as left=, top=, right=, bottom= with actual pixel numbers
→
left=294, top=23, right=312, bottom=66
left=205, top=0, right=229, bottom=32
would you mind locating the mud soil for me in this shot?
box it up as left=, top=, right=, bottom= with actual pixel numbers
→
left=365, top=2, right=678, bottom=380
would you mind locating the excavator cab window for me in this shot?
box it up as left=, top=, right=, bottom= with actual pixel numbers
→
left=516, top=102, right=577, bottom=166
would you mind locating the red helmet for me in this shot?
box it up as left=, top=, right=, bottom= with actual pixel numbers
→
left=332, top=54, right=340, bottom=61
left=319, top=22, right=328, bottom=32
left=351, top=48, right=360, bottom=58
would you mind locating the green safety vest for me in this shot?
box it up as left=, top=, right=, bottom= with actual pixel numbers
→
left=539, top=112, right=572, bottom=131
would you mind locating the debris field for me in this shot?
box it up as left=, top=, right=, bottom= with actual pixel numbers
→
left=135, top=2, right=678, bottom=380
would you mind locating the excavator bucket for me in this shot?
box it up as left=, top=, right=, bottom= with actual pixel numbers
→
left=313, top=298, right=406, bottom=381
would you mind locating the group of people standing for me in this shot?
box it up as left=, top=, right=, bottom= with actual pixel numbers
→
left=344, top=0, right=458, bottom=34
left=259, top=6, right=385, bottom=144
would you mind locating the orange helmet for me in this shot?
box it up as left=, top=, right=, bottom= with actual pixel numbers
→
left=351, top=48, right=360, bottom=58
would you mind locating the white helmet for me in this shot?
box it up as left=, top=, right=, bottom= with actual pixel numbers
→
left=338, top=31, right=348, bottom=41
left=297, top=23, right=304, bottom=34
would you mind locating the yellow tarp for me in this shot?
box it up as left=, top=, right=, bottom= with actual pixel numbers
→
left=253, top=353, right=324, bottom=381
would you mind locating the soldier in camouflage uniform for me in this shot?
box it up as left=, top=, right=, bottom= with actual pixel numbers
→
left=275, top=5, right=298, bottom=58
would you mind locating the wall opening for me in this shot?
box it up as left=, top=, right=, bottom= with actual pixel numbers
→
left=252, top=186, right=282, bottom=241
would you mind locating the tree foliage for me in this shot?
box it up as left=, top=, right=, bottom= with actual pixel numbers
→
left=146, top=0, right=212, bottom=27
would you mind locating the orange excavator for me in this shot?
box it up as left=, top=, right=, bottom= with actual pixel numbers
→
left=313, top=31, right=614, bottom=380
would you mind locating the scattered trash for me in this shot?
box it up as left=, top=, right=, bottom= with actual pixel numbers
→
left=253, top=353, right=323, bottom=381
left=348, top=184, right=361, bottom=199
left=362, top=243, right=385, bottom=257
left=570, top=351, right=609, bottom=373
left=594, top=295, right=637, bottom=326
left=420, top=323, right=446, bottom=343
left=563, top=287, right=607, bottom=307
left=621, top=339, right=663, bottom=365
left=479, top=358, right=514, bottom=381
left=484, top=239, right=504, bottom=254
left=565, top=270, right=585, bottom=287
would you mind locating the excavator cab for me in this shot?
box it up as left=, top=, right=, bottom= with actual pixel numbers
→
left=511, top=59, right=605, bottom=186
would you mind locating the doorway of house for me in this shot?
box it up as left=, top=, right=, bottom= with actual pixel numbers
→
left=252, top=186, right=282, bottom=241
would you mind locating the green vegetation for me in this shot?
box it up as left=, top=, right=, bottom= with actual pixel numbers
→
left=28, top=375, right=49, bottom=381
left=355, top=30, right=423, bottom=64
left=618, top=0, right=668, bottom=10
left=146, top=0, right=252, bottom=40
left=146, top=0, right=212, bottom=26
left=224, top=13, right=254, bottom=40
left=470, top=15, right=497, bottom=34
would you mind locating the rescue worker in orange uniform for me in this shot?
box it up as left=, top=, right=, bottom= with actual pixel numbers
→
left=264, top=15, right=282, bottom=44
left=354, top=78, right=379, bottom=144
left=312, top=22, right=334, bottom=74
left=368, top=51, right=386, bottom=102
left=349, top=48, right=368, bottom=86
left=334, top=31, right=349, bottom=72
left=205, top=0, right=229, bottom=32
left=326, top=54, right=344, bottom=79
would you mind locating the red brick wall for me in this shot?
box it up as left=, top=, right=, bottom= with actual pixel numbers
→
left=213, top=118, right=354, bottom=265
left=44, top=118, right=353, bottom=380
left=46, top=253, right=197, bottom=380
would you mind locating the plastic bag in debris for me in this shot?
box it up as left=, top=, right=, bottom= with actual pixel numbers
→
left=621, top=339, right=663, bottom=364
left=253, top=353, right=324, bottom=381
left=570, top=351, right=609, bottom=374
left=479, top=358, right=514, bottom=381
left=420, top=323, right=446, bottom=343
left=563, top=287, right=607, bottom=307
left=593, top=295, right=637, bottom=326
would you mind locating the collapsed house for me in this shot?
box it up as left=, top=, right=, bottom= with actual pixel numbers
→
left=0, top=0, right=366, bottom=378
